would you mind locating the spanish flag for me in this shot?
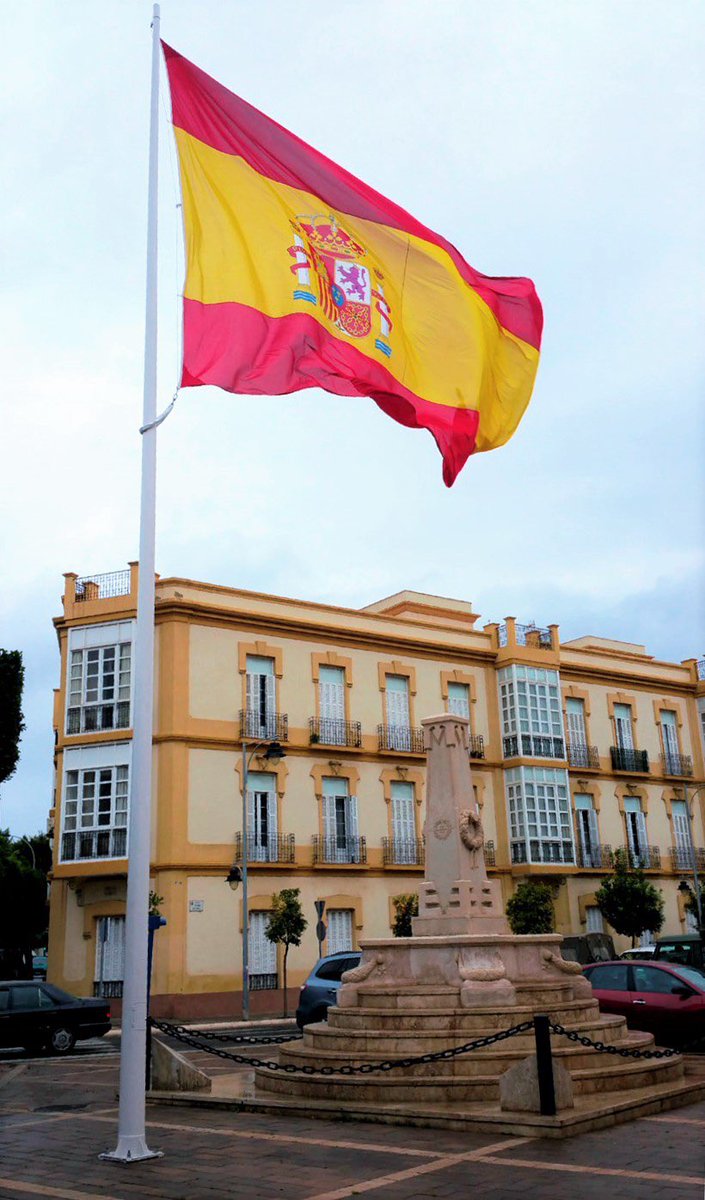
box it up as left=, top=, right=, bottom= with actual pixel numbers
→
left=163, top=44, right=543, bottom=486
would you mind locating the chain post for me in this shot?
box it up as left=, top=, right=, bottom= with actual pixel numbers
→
left=533, top=1015, right=556, bottom=1116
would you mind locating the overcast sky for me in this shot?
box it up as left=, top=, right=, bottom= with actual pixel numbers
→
left=1, top=2, right=703, bottom=836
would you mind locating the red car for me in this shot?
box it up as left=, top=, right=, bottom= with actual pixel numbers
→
left=583, top=959, right=705, bottom=1048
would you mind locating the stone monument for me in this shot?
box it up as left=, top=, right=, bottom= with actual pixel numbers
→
left=256, top=713, right=691, bottom=1130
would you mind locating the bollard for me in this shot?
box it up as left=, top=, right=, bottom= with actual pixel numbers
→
left=533, top=1014, right=556, bottom=1116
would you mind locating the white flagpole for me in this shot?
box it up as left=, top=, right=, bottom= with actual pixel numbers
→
left=102, top=2, right=163, bottom=1165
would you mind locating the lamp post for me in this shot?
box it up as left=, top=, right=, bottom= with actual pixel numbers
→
left=226, top=738, right=285, bottom=1020
left=679, top=782, right=705, bottom=933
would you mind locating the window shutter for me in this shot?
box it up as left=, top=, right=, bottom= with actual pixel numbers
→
left=634, top=810, right=649, bottom=865
left=264, top=673, right=275, bottom=722
left=587, top=808, right=600, bottom=857
left=267, top=789, right=278, bottom=857
left=447, top=683, right=470, bottom=719
left=348, top=794, right=359, bottom=840
left=249, top=911, right=277, bottom=978
left=614, top=704, right=634, bottom=750
left=328, top=910, right=353, bottom=954
left=567, top=699, right=587, bottom=743
left=323, top=791, right=336, bottom=842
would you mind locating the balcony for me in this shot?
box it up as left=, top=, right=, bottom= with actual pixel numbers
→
left=312, top=834, right=367, bottom=865
left=610, top=747, right=649, bottom=774
left=576, top=843, right=613, bottom=870
left=503, top=734, right=565, bottom=760
left=382, top=837, right=424, bottom=866
left=567, top=741, right=600, bottom=769
left=309, top=717, right=362, bottom=749
left=670, top=846, right=705, bottom=873
left=66, top=701, right=130, bottom=736
left=75, top=570, right=131, bottom=602
left=234, top=832, right=295, bottom=864
left=377, top=725, right=425, bottom=753
left=511, top=839, right=575, bottom=865
left=483, top=839, right=496, bottom=868
left=468, top=734, right=485, bottom=760
left=61, top=827, right=127, bottom=862
left=499, top=622, right=553, bottom=650
left=620, top=844, right=661, bottom=870
left=239, top=709, right=289, bottom=742
left=661, top=753, right=693, bottom=778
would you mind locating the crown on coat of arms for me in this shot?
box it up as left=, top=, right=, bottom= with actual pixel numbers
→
left=294, top=214, right=365, bottom=260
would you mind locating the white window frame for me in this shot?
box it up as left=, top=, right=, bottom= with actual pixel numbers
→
left=94, top=916, right=126, bottom=997
left=327, top=909, right=354, bottom=955
left=498, top=665, right=564, bottom=759
left=505, top=766, right=575, bottom=865
left=60, top=743, right=131, bottom=863
left=318, top=665, right=346, bottom=746
left=66, top=621, right=133, bottom=736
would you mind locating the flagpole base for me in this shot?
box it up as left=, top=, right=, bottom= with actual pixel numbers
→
left=100, top=1138, right=163, bottom=1165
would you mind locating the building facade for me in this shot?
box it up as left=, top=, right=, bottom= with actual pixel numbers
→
left=46, top=564, right=705, bottom=1017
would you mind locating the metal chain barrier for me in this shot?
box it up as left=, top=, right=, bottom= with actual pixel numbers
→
left=549, top=1021, right=705, bottom=1058
left=151, top=1017, right=534, bottom=1076
left=153, top=1023, right=303, bottom=1047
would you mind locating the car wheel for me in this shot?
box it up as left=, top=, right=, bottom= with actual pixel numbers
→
left=49, top=1027, right=76, bottom=1055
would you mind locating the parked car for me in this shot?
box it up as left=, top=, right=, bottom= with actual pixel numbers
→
left=583, top=959, right=705, bottom=1046
left=654, top=935, right=704, bottom=970
left=619, top=946, right=656, bottom=960
left=0, top=981, right=111, bottom=1054
left=561, top=933, right=616, bottom=965
left=296, top=951, right=362, bottom=1028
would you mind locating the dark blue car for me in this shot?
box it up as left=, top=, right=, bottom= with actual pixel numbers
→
left=296, top=951, right=361, bottom=1028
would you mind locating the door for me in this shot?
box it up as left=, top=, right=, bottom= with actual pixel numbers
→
left=672, top=800, right=691, bottom=872
left=0, top=987, right=10, bottom=1047
left=95, top=916, right=126, bottom=998
left=245, top=655, right=275, bottom=738
left=585, top=963, right=632, bottom=1020
left=247, top=772, right=277, bottom=862
left=391, top=781, right=416, bottom=863
left=386, top=676, right=411, bottom=750
left=629, top=964, right=702, bottom=1043
left=625, top=799, right=649, bottom=868
left=8, top=984, right=58, bottom=1049
left=662, top=711, right=679, bottom=773
left=319, top=666, right=345, bottom=745
left=575, top=798, right=601, bottom=868
left=614, top=704, right=634, bottom=750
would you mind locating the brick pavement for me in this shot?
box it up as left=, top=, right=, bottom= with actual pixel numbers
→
left=1, top=1053, right=704, bottom=1199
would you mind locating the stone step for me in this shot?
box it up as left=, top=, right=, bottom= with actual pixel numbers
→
left=304, top=1013, right=630, bottom=1055
left=283, top=1028, right=655, bottom=1079
left=257, top=1048, right=682, bottom=1105
left=327, top=997, right=601, bottom=1032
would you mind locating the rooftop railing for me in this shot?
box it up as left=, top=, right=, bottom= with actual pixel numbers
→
left=499, top=622, right=553, bottom=649
left=75, top=571, right=131, bottom=601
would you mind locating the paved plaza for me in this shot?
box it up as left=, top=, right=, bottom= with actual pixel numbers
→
left=1, top=1048, right=705, bottom=1199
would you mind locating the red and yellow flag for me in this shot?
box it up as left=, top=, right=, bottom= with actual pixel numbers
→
left=163, top=44, right=543, bottom=486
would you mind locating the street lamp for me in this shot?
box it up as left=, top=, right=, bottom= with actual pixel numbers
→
left=225, top=738, right=286, bottom=1020
left=678, top=782, right=705, bottom=934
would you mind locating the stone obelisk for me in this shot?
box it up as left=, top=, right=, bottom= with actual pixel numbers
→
left=413, top=713, right=509, bottom=936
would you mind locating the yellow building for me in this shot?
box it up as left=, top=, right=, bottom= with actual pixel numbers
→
left=46, top=564, right=705, bottom=1018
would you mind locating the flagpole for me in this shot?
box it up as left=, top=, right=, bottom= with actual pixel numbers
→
left=101, top=1, right=163, bottom=1164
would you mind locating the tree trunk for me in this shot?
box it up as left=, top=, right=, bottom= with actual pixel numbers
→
left=282, top=945, right=289, bottom=1018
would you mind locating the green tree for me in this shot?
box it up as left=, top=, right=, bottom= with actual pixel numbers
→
left=595, top=849, right=665, bottom=947
left=0, top=650, right=25, bottom=790
left=506, top=880, right=555, bottom=935
left=0, top=830, right=49, bottom=976
left=391, top=893, right=418, bottom=937
left=266, top=888, right=307, bottom=1016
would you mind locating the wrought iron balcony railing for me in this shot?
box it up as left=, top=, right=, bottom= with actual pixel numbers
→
left=660, top=753, right=693, bottom=778
left=669, top=846, right=705, bottom=872
left=382, top=837, right=424, bottom=866
left=511, top=839, right=576, bottom=865
left=239, top=709, right=289, bottom=742
left=468, top=734, right=485, bottom=759
left=377, top=724, right=425, bottom=753
left=576, top=843, right=612, bottom=870
left=61, top=827, right=127, bottom=862
left=309, top=717, right=362, bottom=748
left=66, top=701, right=130, bottom=736
left=611, top=747, right=649, bottom=773
left=92, top=981, right=123, bottom=999
left=567, top=740, right=600, bottom=769
left=312, top=834, right=367, bottom=865
left=75, top=571, right=131, bottom=601
left=620, top=844, right=661, bottom=870
left=503, top=734, right=565, bottom=760
left=234, top=832, right=295, bottom=864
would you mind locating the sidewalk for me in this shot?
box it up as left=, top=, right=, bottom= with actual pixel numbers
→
left=1, top=1050, right=704, bottom=1198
